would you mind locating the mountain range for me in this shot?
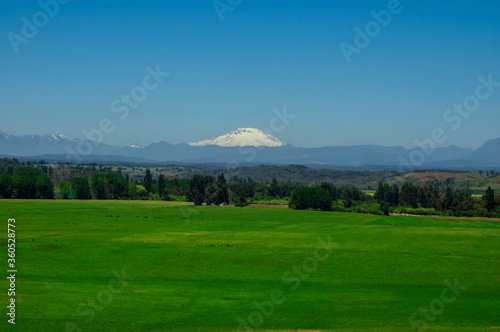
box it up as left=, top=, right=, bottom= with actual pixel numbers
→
left=1, top=129, right=499, bottom=169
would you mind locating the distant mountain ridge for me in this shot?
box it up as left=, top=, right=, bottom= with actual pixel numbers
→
left=1, top=130, right=499, bottom=169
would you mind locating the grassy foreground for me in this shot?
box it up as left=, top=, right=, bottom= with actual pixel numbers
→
left=0, top=199, right=499, bottom=332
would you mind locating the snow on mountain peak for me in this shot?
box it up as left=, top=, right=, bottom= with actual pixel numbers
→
left=188, top=128, right=287, bottom=147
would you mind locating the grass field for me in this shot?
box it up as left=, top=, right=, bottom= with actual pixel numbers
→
left=1, top=200, right=499, bottom=331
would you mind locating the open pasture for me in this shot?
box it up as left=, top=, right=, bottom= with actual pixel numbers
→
left=0, top=200, right=499, bottom=331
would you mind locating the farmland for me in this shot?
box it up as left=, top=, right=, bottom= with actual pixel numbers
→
left=1, top=200, right=499, bottom=331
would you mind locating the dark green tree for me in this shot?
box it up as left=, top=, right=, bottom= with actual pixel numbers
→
left=401, top=182, right=418, bottom=208
left=200, top=175, right=215, bottom=205
left=58, top=181, right=71, bottom=199
left=12, top=175, right=36, bottom=198
left=390, top=184, right=400, bottom=206
left=144, top=168, right=152, bottom=193
left=158, top=174, right=166, bottom=199
left=204, top=181, right=217, bottom=205
left=0, top=174, right=13, bottom=198
left=289, top=187, right=332, bottom=211
left=105, top=174, right=127, bottom=199
left=13, top=166, right=45, bottom=177
left=35, top=176, right=54, bottom=199
left=417, top=186, right=428, bottom=208
left=270, top=177, right=280, bottom=197
left=90, top=175, right=106, bottom=199
left=187, top=174, right=206, bottom=206
left=430, top=181, right=440, bottom=208
left=89, top=174, right=127, bottom=199
left=161, top=187, right=171, bottom=201
left=70, top=177, right=92, bottom=199
left=374, top=181, right=385, bottom=203
left=321, top=182, right=338, bottom=201
left=215, top=171, right=229, bottom=204
left=445, top=187, right=454, bottom=210
left=10, top=167, right=54, bottom=199
left=380, top=201, right=391, bottom=216
left=484, top=186, right=495, bottom=212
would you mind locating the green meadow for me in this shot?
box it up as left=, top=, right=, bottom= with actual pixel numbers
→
left=0, top=200, right=499, bottom=331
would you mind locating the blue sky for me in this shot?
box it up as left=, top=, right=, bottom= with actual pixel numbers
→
left=1, top=0, right=499, bottom=148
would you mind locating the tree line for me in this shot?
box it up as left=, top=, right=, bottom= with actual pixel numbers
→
left=0, top=167, right=54, bottom=199
left=287, top=181, right=499, bottom=218
left=0, top=158, right=499, bottom=218
left=288, top=183, right=370, bottom=211
left=374, top=181, right=499, bottom=217
left=0, top=164, right=185, bottom=201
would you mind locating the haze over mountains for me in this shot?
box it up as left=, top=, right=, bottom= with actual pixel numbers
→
left=1, top=129, right=499, bottom=169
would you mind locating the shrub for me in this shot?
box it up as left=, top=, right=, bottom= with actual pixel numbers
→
left=380, top=202, right=390, bottom=216
left=405, top=208, right=436, bottom=216
left=233, top=196, right=249, bottom=207
left=148, top=193, right=160, bottom=201
left=253, top=192, right=264, bottom=201
left=136, top=185, right=148, bottom=200
left=352, top=202, right=383, bottom=215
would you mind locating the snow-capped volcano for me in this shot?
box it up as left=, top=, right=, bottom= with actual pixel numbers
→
left=188, top=128, right=287, bottom=147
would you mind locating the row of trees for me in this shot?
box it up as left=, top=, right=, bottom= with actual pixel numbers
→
left=375, top=181, right=499, bottom=215
left=0, top=167, right=54, bottom=199
left=289, top=187, right=332, bottom=211
left=1, top=161, right=498, bottom=218
left=320, top=182, right=369, bottom=203
left=287, top=180, right=500, bottom=217
left=67, top=172, right=175, bottom=201
left=0, top=162, right=216, bottom=201
left=0, top=166, right=173, bottom=201
left=289, top=183, right=372, bottom=212
left=228, top=177, right=298, bottom=200
left=186, top=172, right=229, bottom=205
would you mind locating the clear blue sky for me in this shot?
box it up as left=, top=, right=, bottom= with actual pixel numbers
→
left=1, top=0, right=499, bottom=148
